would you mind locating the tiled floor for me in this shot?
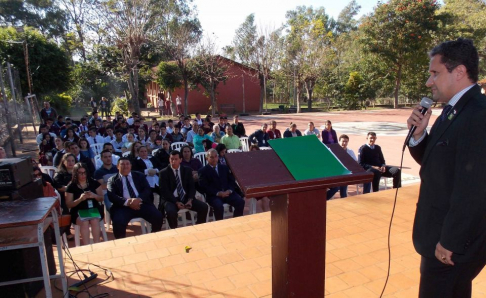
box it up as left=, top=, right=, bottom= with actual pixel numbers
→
left=39, top=184, right=486, bottom=297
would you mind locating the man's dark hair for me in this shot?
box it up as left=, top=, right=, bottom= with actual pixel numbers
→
left=100, top=149, right=112, bottom=156
left=39, top=124, right=48, bottom=129
left=430, top=38, right=479, bottom=82
left=46, top=117, right=54, bottom=122
left=118, top=156, right=131, bottom=165
left=115, top=129, right=123, bottom=135
left=103, top=143, right=113, bottom=150
left=184, top=117, right=190, bottom=121
left=89, top=127, right=97, bottom=132
left=57, top=115, right=63, bottom=119
left=168, top=119, right=173, bottom=123
left=170, top=150, right=182, bottom=158
left=367, top=132, right=377, bottom=137
left=80, top=117, right=87, bottom=122
left=339, top=134, right=349, bottom=141
left=92, top=111, right=98, bottom=116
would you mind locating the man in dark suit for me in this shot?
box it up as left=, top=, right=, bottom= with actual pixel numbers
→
left=198, top=149, right=245, bottom=220
left=107, top=157, right=163, bottom=239
left=407, top=38, right=486, bottom=297
left=69, top=142, right=95, bottom=176
left=158, top=151, right=208, bottom=229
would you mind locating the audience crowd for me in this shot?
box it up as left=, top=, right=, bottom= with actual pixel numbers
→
left=15, top=104, right=401, bottom=245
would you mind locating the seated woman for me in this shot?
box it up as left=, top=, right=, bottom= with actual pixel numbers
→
left=215, top=143, right=227, bottom=166
left=52, top=153, right=76, bottom=240
left=33, top=166, right=56, bottom=197
left=193, top=127, right=213, bottom=153
left=127, top=141, right=142, bottom=164
left=78, top=138, right=95, bottom=166
left=133, top=145, right=163, bottom=201
left=65, top=163, right=104, bottom=246
left=146, top=130, right=158, bottom=150
left=39, top=133, right=55, bottom=166
left=211, top=125, right=225, bottom=143
left=153, top=140, right=171, bottom=168
left=121, top=133, right=135, bottom=153
left=283, top=122, right=302, bottom=138
left=181, top=145, right=203, bottom=182
left=201, top=118, right=213, bottom=134
left=51, top=137, right=64, bottom=158
left=62, top=127, right=79, bottom=143
left=321, top=120, right=338, bottom=145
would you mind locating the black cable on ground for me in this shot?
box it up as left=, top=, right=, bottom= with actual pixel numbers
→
left=53, top=234, right=114, bottom=298
left=379, top=147, right=406, bottom=297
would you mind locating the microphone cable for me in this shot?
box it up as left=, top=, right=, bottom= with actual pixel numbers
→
left=379, top=144, right=406, bottom=297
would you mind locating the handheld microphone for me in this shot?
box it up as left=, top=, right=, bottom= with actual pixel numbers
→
left=403, top=97, right=433, bottom=151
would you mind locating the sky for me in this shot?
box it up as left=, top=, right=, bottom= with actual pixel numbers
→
left=192, top=0, right=380, bottom=50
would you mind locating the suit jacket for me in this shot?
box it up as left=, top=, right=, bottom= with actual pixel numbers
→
left=283, top=129, right=302, bottom=138
left=198, top=164, right=236, bottom=199
left=158, top=165, right=195, bottom=204
left=153, top=149, right=170, bottom=169
left=409, top=84, right=486, bottom=262
left=107, top=171, right=152, bottom=208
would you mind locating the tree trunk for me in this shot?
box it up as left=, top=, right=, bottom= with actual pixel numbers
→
left=133, top=67, right=141, bottom=115
left=126, top=71, right=136, bottom=113
left=394, top=63, right=402, bottom=109
left=210, top=84, right=217, bottom=118
left=183, top=78, right=189, bottom=116
left=305, top=80, right=314, bottom=111
left=296, top=83, right=301, bottom=113
left=259, top=74, right=264, bottom=114
left=75, top=24, right=87, bottom=62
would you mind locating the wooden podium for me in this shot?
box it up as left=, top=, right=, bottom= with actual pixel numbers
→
left=225, top=143, right=372, bottom=297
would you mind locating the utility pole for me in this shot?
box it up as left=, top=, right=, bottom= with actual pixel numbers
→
left=23, top=41, right=32, bottom=94
left=0, top=64, right=17, bottom=157
left=7, top=63, right=22, bottom=143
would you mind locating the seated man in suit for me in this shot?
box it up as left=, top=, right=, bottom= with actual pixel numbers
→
left=159, top=151, right=208, bottom=229
left=358, top=132, right=401, bottom=193
left=198, top=149, right=245, bottom=220
left=107, top=157, right=163, bottom=239
left=69, top=142, right=95, bottom=176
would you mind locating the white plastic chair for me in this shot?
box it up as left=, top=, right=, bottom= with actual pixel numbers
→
left=249, top=198, right=257, bottom=215
left=239, top=137, right=249, bottom=152
left=227, top=149, right=242, bottom=153
left=39, top=166, right=57, bottom=178
left=129, top=217, right=151, bottom=234
left=152, top=149, right=160, bottom=156
left=193, top=152, right=208, bottom=167
left=94, top=155, right=101, bottom=170
left=74, top=219, right=109, bottom=247
left=171, top=142, right=188, bottom=151
left=260, top=146, right=272, bottom=150
left=122, top=151, right=130, bottom=157
left=90, top=143, right=105, bottom=156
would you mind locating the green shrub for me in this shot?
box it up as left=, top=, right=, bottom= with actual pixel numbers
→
left=111, top=97, right=129, bottom=115
left=42, top=93, right=72, bottom=115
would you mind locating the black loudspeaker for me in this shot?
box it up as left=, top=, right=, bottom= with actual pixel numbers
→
left=0, top=157, right=33, bottom=190
left=0, top=179, right=43, bottom=201
left=0, top=227, right=57, bottom=298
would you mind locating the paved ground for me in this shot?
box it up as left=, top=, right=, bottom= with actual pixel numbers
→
left=37, top=185, right=486, bottom=297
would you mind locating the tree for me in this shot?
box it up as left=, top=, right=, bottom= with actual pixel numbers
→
left=284, top=6, right=334, bottom=112
left=229, top=14, right=282, bottom=114
left=97, top=0, right=166, bottom=114
left=360, top=0, right=439, bottom=108
left=189, top=37, right=230, bottom=117
left=0, top=26, right=71, bottom=98
left=158, top=1, right=202, bottom=116
left=156, top=61, right=182, bottom=115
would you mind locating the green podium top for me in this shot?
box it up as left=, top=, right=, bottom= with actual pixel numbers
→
left=268, top=135, right=351, bottom=181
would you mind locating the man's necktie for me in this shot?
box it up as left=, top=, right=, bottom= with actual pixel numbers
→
left=440, top=105, right=453, bottom=122
left=213, top=166, right=219, bottom=176
left=175, top=169, right=186, bottom=203
left=125, top=176, right=136, bottom=198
